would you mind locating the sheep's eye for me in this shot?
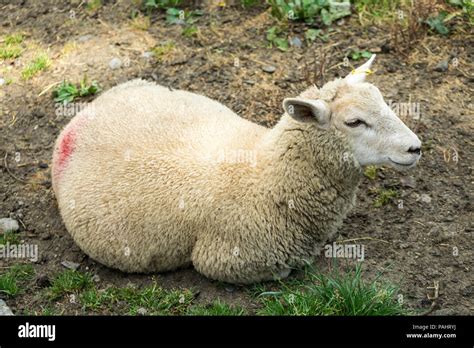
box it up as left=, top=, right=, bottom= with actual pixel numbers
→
left=344, top=119, right=367, bottom=128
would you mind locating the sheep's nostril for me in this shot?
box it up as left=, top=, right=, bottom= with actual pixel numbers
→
left=407, top=146, right=421, bottom=155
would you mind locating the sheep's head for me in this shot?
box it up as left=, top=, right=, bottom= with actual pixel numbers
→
left=283, top=55, right=422, bottom=170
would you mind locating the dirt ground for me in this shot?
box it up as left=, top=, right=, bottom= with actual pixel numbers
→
left=0, top=1, right=472, bottom=315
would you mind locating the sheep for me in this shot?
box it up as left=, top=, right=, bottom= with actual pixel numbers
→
left=52, top=55, right=422, bottom=284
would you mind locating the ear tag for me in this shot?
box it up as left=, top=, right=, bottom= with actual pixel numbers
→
left=350, top=68, right=374, bottom=75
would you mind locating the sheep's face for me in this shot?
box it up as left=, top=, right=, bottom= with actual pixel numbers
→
left=330, top=82, right=422, bottom=169
left=283, top=55, right=422, bottom=170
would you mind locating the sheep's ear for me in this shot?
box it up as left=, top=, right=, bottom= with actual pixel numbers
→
left=283, top=98, right=330, bottom=126
left=345, top=54, right=376, bottom=85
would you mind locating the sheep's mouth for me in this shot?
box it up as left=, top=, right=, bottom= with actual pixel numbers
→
left=389, top=158, right=416, bottom=167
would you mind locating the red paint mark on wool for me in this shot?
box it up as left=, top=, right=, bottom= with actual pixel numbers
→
left=58, top=128, right=76, bottom=168
left=53, top=119, right=83, bottom=183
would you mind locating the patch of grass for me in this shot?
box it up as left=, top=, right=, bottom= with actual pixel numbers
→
left=0, top=45, right=23, bottom=59
left=364, top=165, right=377, bottom=180
left=5, top=33, right=24, bottom=45
left=373, top=188, right=398, bottom=208
left=353, top=0, right=400, bottom=24
left=0, top=34, right=25, bottom=60
left=86, top=0, right=102, bottom=12
left=21, top=53, right=50, bottom=80
left=182, top=25, right=199, bottom=38
left=268, top=0, right=351, bottom=25
left=448, top=0, right=474, bottom=24
left=241, top=0, right=259, bottom=8
left=152, top=41, right=175, bottom=61
left=256, top=265, right=407, bottom=315
left=0, top=264, right=35, bottom=297
left=0, top=230, right=21, bottom=245
left=80, top=283, right=194, bottom=315
left=187, top=300, right=247, bottom=315
left=49, top=270, right=93, bottom=299
left=130, top=14, right=151, bottom=30
left=53, top=76, right=101, bottom=104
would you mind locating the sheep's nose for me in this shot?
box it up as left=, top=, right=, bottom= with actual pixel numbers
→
left=407, top=146, right=421, bottom=155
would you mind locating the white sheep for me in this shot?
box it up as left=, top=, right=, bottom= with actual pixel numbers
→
left=52, top=55, right=421, bottom=284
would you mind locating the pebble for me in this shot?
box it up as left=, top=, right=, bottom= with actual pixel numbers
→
left=0, top=218, right=20, bottom=233
left=461, top=285, right=473, bottom=297
left=262, top=65, right=276, bottom=74
left=78, top=34, right=93, bottom=42
left=290, top=37, right=302, bottom=48
left=108, top=57, right=122, bottom=70
left=141, top=51, right=154, bottom=59
left=137, top=307, right=148, bottom=315
left=61, top=260, right=80, bottom=270
left=434, top=60, right=448, bottom=72
left=92, top=274, right=101, bottom=283
left=0, top=299, right=14, bottom=315
left=420, top=194, right=432, bottom=204
left=400, top=176, right=416, bottom=188
left=0, top=78, right=6, bottom=86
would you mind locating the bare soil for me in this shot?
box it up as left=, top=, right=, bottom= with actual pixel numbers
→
left=0, top=0, right=472, bottom=315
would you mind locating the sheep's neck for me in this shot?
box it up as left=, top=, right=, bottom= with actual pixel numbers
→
left=254, top=115, right=362, bottom=243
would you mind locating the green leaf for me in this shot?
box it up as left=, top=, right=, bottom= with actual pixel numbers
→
left=320, top=8, right=332, bottom=25
left=305, top=28, right=320, bottom=41
left=426, top=12, right=450, bottom=35
left=305, top=28, right=328, bottom=42
left=274, top=37, right=289, bottom=51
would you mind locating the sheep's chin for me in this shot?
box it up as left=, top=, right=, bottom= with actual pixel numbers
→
left=386, top=158, right=419, bottom=170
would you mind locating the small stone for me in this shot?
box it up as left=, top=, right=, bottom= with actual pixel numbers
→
left=262, top=65, right=276, bottom=74
left=0, top=78, right=6, bottom=86
left=461, top=285, right=474, bottom=297
left=420, top=194, right=432, bottom=204
left=400, top=176, right=416, bottom=188
left=141, top=51, right=154, bottom=59
left=369, top=47, right=382, bottom=53
left=78, top=34, right=93, bottom=42
left=0, top=299, right=14, bottom=315
left=434, top=60, right=448, bottom=72
left=137, top=307, right=147, bottom=315
left=387, top=65, right=397, bottom=73
left=289, top=37, right=302, bottom=48
left=61, top=260, right=80, bottom=270
left=0, top=218, right=20, bottom=233
left=244, top=80, right=256, bottom=85
left=92, top=274, right=101, bottom=283
left=108, top=57, right=122, bottom=70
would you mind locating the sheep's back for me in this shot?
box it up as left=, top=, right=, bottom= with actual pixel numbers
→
left=51, top=79, right=267, bottom=272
